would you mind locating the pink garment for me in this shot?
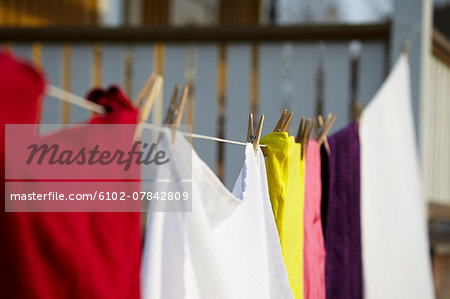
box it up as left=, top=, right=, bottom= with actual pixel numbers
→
left=303, top=139, right=326, bottom=299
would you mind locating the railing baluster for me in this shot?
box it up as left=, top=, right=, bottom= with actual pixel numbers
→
left=152, top=42, right=165, bottom=125
left=62, top=43, right=72, bottom=124
left=216, top=43, right=227, bottom=181
left=124, top=46, right=133, bottom=98
left=91, top=43, right=102, bottom=117
left=92, top=42, right=102, bottom=88
left=32, top=42, right=42, bottom=123
left=250, top=42, right=259, bottom=114
left=185, top=44, right=196, bottom=131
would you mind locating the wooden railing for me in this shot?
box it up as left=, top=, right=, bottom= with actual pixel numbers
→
left=0, top=0, right=98, bottom=26
left=422, top=30, right=450, bottom=206
left=0, top=23, right=390, bottom=41
left=0, top=23, right=390, bottom=186
left=427, top=31, right=450, bottom=295
left=432, top=30, right=450, bottom=66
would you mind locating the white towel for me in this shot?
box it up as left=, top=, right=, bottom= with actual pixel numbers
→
left=360, top=54, right=435, bottom=299
left=141, top=129, right=293, bottom=299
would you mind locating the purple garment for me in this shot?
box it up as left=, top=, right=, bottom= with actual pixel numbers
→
left=321, top=121, right=363, bottom=299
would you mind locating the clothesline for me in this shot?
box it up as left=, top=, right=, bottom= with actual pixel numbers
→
left=46, top=84, right=266, bottom=147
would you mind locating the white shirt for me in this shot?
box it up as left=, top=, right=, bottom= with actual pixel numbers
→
left=360, top=54, right=435, bottom=299
left=141, top=129, right=293, bottom=299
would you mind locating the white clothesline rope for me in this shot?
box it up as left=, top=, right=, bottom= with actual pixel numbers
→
left=188, top=133, right=251, bottom=146
left=139, top=123, right=258, bottom=146
left=46, top=84, right=265, bottom=147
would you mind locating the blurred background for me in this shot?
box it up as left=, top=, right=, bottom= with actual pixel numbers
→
left=0, top=0, right=449, bottom=297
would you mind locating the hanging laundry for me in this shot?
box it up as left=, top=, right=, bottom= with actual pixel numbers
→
left=321, top=121, right=363, bottom=299
left=360, top=54, right=434, bottom=299
left=0, top=51, right=141, bottom=299
left=0, top=51, right=45, bottom=297
left=303, top=139, right=326, bottom=299
left=142, top=130, right=294, bottom=299
left=261, top=132, right=304, bottom=299
left=216, top=143, right=294, bottom=299
left=87, top=86, right=138, bottom=124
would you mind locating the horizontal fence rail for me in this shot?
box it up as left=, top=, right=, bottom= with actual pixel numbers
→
left=0, top=23, right=391, bottom=42
left=432, top=30, right=450, bottom=67
left=1, top=24, right=389, bottom=187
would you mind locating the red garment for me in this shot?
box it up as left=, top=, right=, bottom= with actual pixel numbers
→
left=87, top=86, right=138, bottom=124
left=0, top=52, right=141, bottom=299
left=303, top=139, right=326, bottom=299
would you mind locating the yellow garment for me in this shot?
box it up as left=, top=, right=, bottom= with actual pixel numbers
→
left=261, top=132, right=305, bottom=299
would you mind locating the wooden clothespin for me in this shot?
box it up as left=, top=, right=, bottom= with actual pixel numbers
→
left=296, top=117, right=305, bottom=142
left=324, top=113, right=332, bottom=129
left=301, top=118, right=311, bottom=160
left=273, top=109, right=293, bottom=132
left=247, top=113, right=264, bottom=156
left=315, top=115, right=328, bottom=153
left=247, top=113, right=254, bottom=143
left=317, top=115, right=324, bottom=127
left=253, top=116, right=264, bottom=156
left=296, top=117, right=312, bottom=160
left=351, top=101, right=363, bottom=124
left=296, top=116, right=305, bottom=157
left=164, top=84, right=180, bottom=124
left=274, top=109, right=287, bottom=132
left=162, top=84, right=188, bottom=142
left=306, top=118, right=316, bottom=142
left=280, top=112, right=293, bottom=132
left=133, top=74, right=163, bottom=140
left=134, top=74, right=156, bottom=121
left=315, top=114, right=336, bottom=155
left=171, top=86, right=188, bottom=141
left=303, top=118, right=316, bottom=157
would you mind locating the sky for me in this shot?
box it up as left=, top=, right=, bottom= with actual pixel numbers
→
left=338, top=0, right=393, bottom=23
left=277, top=0, right=393, bottom=24
left=277, top=0, right=450, bottom=24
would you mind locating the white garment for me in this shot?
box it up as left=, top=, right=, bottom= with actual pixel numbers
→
left=141, top=129, right=293, bottom=299
left=360, top=54, right=434, bottom=299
